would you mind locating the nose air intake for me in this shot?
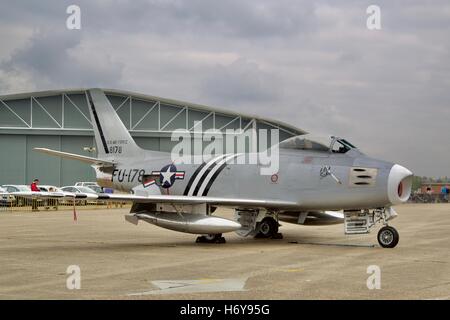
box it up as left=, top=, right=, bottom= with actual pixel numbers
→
left=387, top=164, right=413, bottom=204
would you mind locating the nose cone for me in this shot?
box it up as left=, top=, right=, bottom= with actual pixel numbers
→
left=387, top=164, right=413, bottom=205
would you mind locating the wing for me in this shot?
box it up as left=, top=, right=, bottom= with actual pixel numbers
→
left=8, top=192, right=300, bottom=209
left=102, top=193, right=300, bottom=209
left=34, top=148, right=115, bottom=166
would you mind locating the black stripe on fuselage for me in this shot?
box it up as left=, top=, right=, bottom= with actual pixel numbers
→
left=183, top=155, right=228, bottom=196
left=192, top=161, right=219, bottom=196
left=183, top=162, right=207, bottom=195
left=191, top=155, right=229, bottom=196
left=87, top=92, right=109, bottom=154
left=201, top=154, right=238, bottom=196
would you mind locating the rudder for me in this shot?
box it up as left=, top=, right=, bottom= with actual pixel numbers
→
left=87, top=88, right=142, bottom=159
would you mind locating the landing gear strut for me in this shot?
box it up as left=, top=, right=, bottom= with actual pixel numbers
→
left=344, top=207, right=400, bottom=248
left=377, top=226, right=399, bottom=248
left=196, top=233, right=226, bottom=244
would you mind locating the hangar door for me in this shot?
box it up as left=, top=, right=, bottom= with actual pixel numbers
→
left=0, top=134, right=96, bottom=187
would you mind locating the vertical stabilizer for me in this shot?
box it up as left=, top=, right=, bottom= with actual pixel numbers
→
left=87, top=88, right=142, bottom=159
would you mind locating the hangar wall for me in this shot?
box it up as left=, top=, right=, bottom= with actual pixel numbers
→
left=0, top=89, right=304, bottom=187
left=0, top=134, right=96, bottom=187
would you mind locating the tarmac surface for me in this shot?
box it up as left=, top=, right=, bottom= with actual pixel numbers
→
left=0, top=203, right=449, bottom=299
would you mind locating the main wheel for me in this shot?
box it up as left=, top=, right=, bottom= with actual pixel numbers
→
left=196, top=233, right=225, bottom=243
left=256, top=218, right=279, bottom=238
left=377, top=226, right=399, bottom=248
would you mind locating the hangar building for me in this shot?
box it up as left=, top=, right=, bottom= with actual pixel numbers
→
left=0, top=89, right=304, bottom=187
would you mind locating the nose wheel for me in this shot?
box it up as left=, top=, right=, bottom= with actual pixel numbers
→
left=377, top=226, right=399, bottom=248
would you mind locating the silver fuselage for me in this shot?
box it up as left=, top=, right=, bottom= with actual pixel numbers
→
left=95, top=147, right=405, bottom=212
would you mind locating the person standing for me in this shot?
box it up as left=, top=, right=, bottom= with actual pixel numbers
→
left=441, top=185, right=447, bottom=202
left=30, top=178, right=40, bottom=211
left=48, top=187, right=58, bottom=210
left=426, top=186, right=433, bottom=203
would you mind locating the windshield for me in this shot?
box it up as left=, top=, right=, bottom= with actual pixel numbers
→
left=17, top=185, right=31, bottom=191
left=78, top=186, right=96, bottom=193
left=279, top=135, right=330, bottom=151
left=89, top=186, right=102, bottom=193
left=331, top=138, right=358, bottom=154
left=77, top=182, right=97, bottom=187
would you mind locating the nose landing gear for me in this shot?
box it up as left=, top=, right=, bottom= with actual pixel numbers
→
left=377, top=226, right=399, bottom=248
left=344, top=207, right=400, bottom=248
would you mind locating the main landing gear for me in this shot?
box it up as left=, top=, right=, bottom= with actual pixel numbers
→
left=255, top=217, right=283, bottom=239
left=196, top=233, right=226, bottom=244
left=234, top=209, right=283, bottom=239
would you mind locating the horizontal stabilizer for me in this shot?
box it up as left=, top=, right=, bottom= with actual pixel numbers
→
left=34, top=148, right=115, bottom=166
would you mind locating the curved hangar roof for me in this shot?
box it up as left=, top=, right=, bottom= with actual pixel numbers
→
left=0, top=88, right=305, bottom=139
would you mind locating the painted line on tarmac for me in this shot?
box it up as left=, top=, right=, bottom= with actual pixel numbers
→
left=127, top=278, right=248, bottom=296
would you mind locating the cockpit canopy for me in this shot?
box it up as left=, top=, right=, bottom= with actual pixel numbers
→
left=279, top=134, right=358, bottom=154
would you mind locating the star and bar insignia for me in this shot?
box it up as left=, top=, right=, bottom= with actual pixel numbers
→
left=143, top=164, right=185, bottom=189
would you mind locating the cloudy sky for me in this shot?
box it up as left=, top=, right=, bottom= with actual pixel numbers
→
left=0, top=0, right=449, bottom=176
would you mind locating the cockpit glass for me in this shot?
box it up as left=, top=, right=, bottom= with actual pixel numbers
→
left=331, top=139, right=357, bottom=153
left=339, top=139, right=357, bottom=149
left=279, top=135, right=357, bottom=153
left=279, top=135, right=330, bottom=151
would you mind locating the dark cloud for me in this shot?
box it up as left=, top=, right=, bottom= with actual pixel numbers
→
left=0, top=0, right=449, bottom=176
left=1, top=30, right=124, bottom=90
left=77, top=0, right=318, bottom=38
left=200, top=59, right=281, bottom=106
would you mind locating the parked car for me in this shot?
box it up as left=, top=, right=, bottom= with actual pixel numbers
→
left=85, top=185, right=103, bottom=193
left=75, top=182, right=103, bottom=191
left=38, top=185, right=63, bottom=192
left=61, top=186, right=98, bottom=194
left=0, top=186, right=16, bottom=206
left=1, top=185, right=34, bottom=206
left=60, top=186, right=99, bottom=205
left=2, top=185, right=31, bottom=193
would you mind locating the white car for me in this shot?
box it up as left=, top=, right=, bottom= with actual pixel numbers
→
left=38, top=185, right=63, bottom=192
left=61, top=186, right=97, bottom=194
left=60, top=186, right=99, bottom=205
left=2, top=185, right=31, bottom=193
left=1, top=185, right=33, bottom=206
left=0, top=186, right=16, bottom=206
left=75, top=181, right=98, bottom=187
left=75, top=182, right=103, bottom=193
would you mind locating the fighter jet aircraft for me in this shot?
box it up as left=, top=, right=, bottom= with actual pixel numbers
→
left=8, top=89, right=413, bottom=248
